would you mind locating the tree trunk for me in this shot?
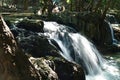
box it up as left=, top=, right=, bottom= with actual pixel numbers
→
left=98, top=0, right=112, bottom=46
left=94, top=0, right=102, bottom=12
left=101, top=0, right=112, bottom=20
left=70, top=0, right=73, bottom=11
left=23, top=0, right=28, bottom=10
left=1, top=0, right=4, bottom=6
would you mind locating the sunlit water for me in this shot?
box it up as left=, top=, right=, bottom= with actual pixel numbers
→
left=43, top=21, right=120, bottom=80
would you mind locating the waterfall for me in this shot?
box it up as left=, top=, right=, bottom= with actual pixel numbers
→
left=105, top=14, right=119, bottom=45
left=105, top=20, right=117, bottom=44
left=44, top=22, right=120, bottom=80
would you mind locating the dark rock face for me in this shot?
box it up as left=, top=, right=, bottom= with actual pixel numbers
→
left=18, top=34, right=59, bottom=57
left=100, top=20, right=113, bottom=45
left=29, top=57, right=85, bottom=80
left=53, top=58, right=85, bottom=80
left=16, top=19, right=44, bottom=32
left=6, top=19, right=59, bottom=57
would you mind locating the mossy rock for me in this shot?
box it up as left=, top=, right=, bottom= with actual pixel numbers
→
left=16, top=19, right=44, bottom=32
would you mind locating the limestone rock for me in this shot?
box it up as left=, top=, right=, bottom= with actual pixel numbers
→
left=29, top=56, right=85, bottom=80
left=0, top=16, right=40, bottom=80
left=29, top=57, right=58, bottom=80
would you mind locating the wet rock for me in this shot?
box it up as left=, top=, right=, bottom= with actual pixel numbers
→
left=53, top=57, right=85, bottom=80
left=5, top=19, right=59, bottom=57
left=5, top=20, right=19, bottom=37
left=29, top=57, right=58, bottom=80
left=95, top=20, right=114, bottom=46
left=113, top=26, right=120, bottom=41
left=29, top=56, right=85, bottom=80
left=18, top=34, right=59, bottom=57
left=5, top=20, right=12, bottom=28
left=16, top=19, right=44, bottom=32
left=101, top=26, right=120, bottom=52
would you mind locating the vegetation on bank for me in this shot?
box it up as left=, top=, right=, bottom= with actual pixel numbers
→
left=0, top=0, right=120, bottom=15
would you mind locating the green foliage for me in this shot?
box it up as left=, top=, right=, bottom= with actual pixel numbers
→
left=66, top=0, right=70, bottom=3
left=1, top=0, right=120, bottom=14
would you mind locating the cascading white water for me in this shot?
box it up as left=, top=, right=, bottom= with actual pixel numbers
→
left=44, top=21, right=120, bottom=80
left=106, top=20, right=116, bottom=42
left=105, top=20, right=118, bottom=45
left=105, top=14, right=119, bottom=45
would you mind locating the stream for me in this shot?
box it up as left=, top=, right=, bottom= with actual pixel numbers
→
left=43, top=21, right=120, bottom=80
left=6, top=17, right=120, bottom=80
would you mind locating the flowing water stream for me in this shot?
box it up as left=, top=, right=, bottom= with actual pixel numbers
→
left=43, top=21, right=120, bottom=80
left=8, top=18, right=120, bottom=80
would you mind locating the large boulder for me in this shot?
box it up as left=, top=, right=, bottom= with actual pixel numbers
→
left=16, top=19, right=44, bottom=32
left=29, top=57, right=58, bottom=80
left=53, top=57, right=85, bottom=80
left=29, top=56, right=85, bottom=80
left=5, top=19, right=59, bottom=57
left=18, top=34, right=59, bottom=57
left=0, top=16, right=40, bottom=80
